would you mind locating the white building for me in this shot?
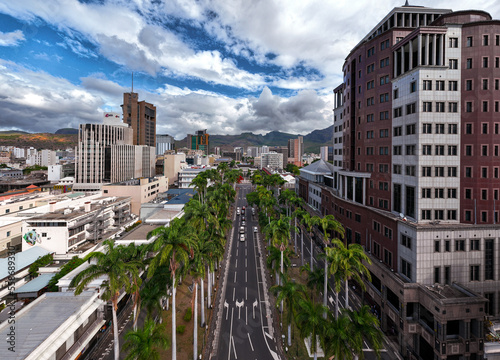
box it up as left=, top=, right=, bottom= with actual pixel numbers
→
left=178, top=166, right=211, bottom=188
left=156, top=134, right=175, bottom=156
left=259, top=152, right=283, bottom=170
left=48, top=165, right=63, bottom=181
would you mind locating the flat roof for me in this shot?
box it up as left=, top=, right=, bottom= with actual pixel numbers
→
left=14, top=273, right=54, bottom=294
left=120, top=223, right=161, bottom=241
left=0, top=292, right=97, bottom=359
left=0, top=247, right=52, bottom=281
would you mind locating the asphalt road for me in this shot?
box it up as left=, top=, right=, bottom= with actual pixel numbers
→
left=214, top=184, right=281, bottom=360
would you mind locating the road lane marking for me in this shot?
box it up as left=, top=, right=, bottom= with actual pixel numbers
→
left=234, top=271, right=237, bottom=283
left=245, top=287, right=247, bottom=300
left=247, top=333, right=254, bottom=351
left=231, top=336, right=237, bottom=359
left=228, top=307, right=235, bottom=360
left=245, top=270, right=247, bottom=283
left=245, top=258, right=247, bottom=267
left=235, top=259, right=238, bottom=268
left=233, top=287, right=235, bottom=302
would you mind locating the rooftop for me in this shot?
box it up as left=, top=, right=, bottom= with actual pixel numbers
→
left=0, top=247, right=52, bottom=281
left=14, top=273, right=55, bottom=294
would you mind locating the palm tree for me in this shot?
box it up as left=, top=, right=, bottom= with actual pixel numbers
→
left=300, top=213, right=320, bottom=272
left=346, top=305, right=383, bottom=360
left=122, top=243, right=147, bottom=330
left=270, top=274, right=306, bottom=347
left=291, top=197, right=305, bottom=254
left=319, top=214, right=345, bottom=318
left=300, top=264, right=324, bottom=302
left=123, top=317, right=170, bottom=360
left=71, top=240, right=141, bottom=360
left=322, top=312, right=354, bottom=360
left=295, top=298, right=327, bottom=360
left=147, top=218, right=196, bottom=360
left=191, top=173, right=208, bottom=205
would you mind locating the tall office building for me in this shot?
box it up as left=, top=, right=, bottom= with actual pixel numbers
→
left=187, top=129, right=210, bottom=154
left=288, top=136, right=303, bottom=167
left=297, top=5, right=500, bottom=359
left=122, top=92, right=156, bottom=147
left=156, top=134, right=175, bottom=156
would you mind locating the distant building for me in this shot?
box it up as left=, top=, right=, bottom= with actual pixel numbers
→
left=156, top=134, right=175, bottom=155
left=288, top=136, right=303, bottom=167
left=178, top=167, right=211, bottom=188
left=164, top=153, right=186, bottom=185
left=187, top=129, right=210, bottom=154
left=260, top=152, right=283, bottom=170
left=221, top=151, right=241, bottom=162
left=121, top=93, right=156, bottom=147
left=246, top=146, right=260, bottom=158
left=0, top=169, right=22, bottom=179
left=269, top=146, right=288, bottom=169
left=320, top=146, right=334, bottom=162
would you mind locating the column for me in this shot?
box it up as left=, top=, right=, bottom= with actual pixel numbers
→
left=417, top=34, right=422, bottom=66
left=416, top=13, right=420, bottom=27
left=344, top=175, right=347, bottom=200
left=425, top=34, right=429, bottom=66
left=409, top=38, right=413, bottom=69
left=394, top=50, right=398, bottom=77
left=432, top=34, right=437, bottom=66
left=362, top=178, right=367, bottom=205
left=400, top=45, right=405, bottom=75
left=352, top=176, right=356, bottom=202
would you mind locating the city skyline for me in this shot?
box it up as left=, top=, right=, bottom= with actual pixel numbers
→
left=0, top=0, right=499, bottom=139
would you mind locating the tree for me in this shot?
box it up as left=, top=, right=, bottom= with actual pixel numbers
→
left=346, top=305, right=383, bottom=360
left=296, top=298, right=327, bottom=360
left=147, top=218, right=196, bottom=360
left=191, top=173, right=208, bottom=205
left=270, top=274, right=306, bottom=347
left=140, top=267, right=170, bottom=321
left=318, top=215, right=344, bottom=318
left=322, top=312, right=354, bottom=360
left=293, top=207, right=307, bottom=265
left=71, top=240, right=141, bottom=360
left=300, top=213, right=320, bottom=271
left=123, top=317, right=170, bottom=360
left=300, top=265, right=324, bottom=302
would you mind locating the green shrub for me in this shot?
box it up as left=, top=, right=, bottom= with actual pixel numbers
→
left=29, top=254, right=54, bottom=277
left=183, top=307, right=192, bottom=322
left=47, top=256, right=85, bottom=292
left=176, top=325, right=185, bottom=334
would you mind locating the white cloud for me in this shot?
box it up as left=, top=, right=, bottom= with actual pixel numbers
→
left=0, top=30, right=25, bottom=46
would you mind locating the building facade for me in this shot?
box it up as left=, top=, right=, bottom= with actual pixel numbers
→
left=122, top=93, right=156, bottom=146
left=187, top=129, right=210, bottom=154
left=288, top=135, right=303, bottom=167
left=156, top=134, right=175, bottom=155
left=296, top=5, right=500, bottom=360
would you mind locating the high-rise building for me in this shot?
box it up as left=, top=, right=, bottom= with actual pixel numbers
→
left=269, top=146, right=288, bottom=169
left=156, top=134, right=175, bottom=156
left=187, top=129, right=210, bottom=154
left=297, top=5, right=500, bottom=359
left=288, top=136, right=303, bottom=167
left=122, top=92, right=156, bottom=147
left=260, top=152, right=283, bottom=170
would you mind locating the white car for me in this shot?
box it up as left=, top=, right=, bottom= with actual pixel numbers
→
left=241, top=221, right=246, bottom=226
left=240, top=234, right=245, bottom=241
left=253, top=226, right=258, bottom=233
left=239, top=226, right=245, bottom=234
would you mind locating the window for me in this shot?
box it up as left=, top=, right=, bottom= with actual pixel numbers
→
left=483, top=101, right=489, bottom=112
left=406, top=145, right=416, bottom=155
left=449, top=80, right=458, bottom=91
left=393, top=164, right=402, bottom=174
left=422, top=166, right=431, bottom=177
left=435, top=145, right=445, bottom=155
left=448, top=124, right=458, bottom=134
left=393, top=88, right=399, bottom=99
left=393, top=145, right=402, bottom=155
left=465, top=167, right=472, bottom=178
left=496, top=57, right=499, bottom=68
left=435, top=210, right=444, bottom=220
left=483, top=57, right=489, bottom=68
left=449, top=59, right=458, bottom=69
left=484, top=34, right=489, bottom=46
left=423, top=145, right=432, bottom=155
left=470, top=265, right=480, bottom=281
left=401, top=259, right=412, bottom=280
left=445, top=240, right=451, bottom=252
left=380, top=39, right=390, bottom=50
left=466, top=102, right=473, bottom=112
left=456, top=239, right=465, bottom=251
left=394, top=107, right=402, bottom=117
left=449, top=37, right=458, bottom=47
left=434, top=240, right=440, bottom=252
left=482, top=189, right=488, bottom=200
left=6, top=231, right=11, bottom=237
left=380, top=75, right=389, bottom=85
left=483, top=123, right=489, bottom=135
left=448, top=188, right=457, bottom=198
left=366, top=130, right=374, bottom=139
left=367, top=64, right=375, bottom=73
left=423, top=123, right=432, bottom=134
left=436, top=102, right=445, bottom=112
left=366, top=147, right=374, bottom=155
left=367, top=47, right=375, bottom=57
left=380, top=57, right=390, bottom=68
left=466, top=79, right=473, bottom=91
left=434, top=267, right=441, bottom=284
left=367, top=80, right=375, bottom=89
left=384, top=226, right=392, bottom=239
left=421, top=209, right=431, bottom=219
left=448, top=102, right=458, bottom=112
left=465, top=188, right=472, bottom=199
left=435, top=124, right=444, bottom=134
left=497, top=79, right=500, bottom=90
left=448, top=167, right=457, bottom=177
left=466, top=123, right=473, bottom=134
left=466, top=58, right=473, bottom=69
left=393, top=126, right=402, bottom=136
left=482, top=167, right=488, bottom=178
left=423, top=102, right=432, bottom=112
left=465, top=145, right=472, bottom=156
left=448, top=210, right=457, bottom=220
left=380, top=111, right=389, bottom=120
left=435, top=167, right=444, bottom=177
left=367, top=114, right=374, bottom=122
left=422, top=188, right=431, bottom=198
left=380, top=93, right=389, bottom=103
left=379, top=147, right=389, bottom=155
left=401, top=234, right=412, bottom=249
left=436, top=80, right=445, bottom=90
left=448, top=145, right=457, bottom=156
left=379, top=164, right=389, bottom=173
left=483, top=79, right=489, bottom=90
left=407, top=103, right=416, bottom=114
left=485, top=239, right=494, bottom=280
left=423, top=80, right=432, bottom=90
left=367, top=97, right=374, bottom=106
left=467, top=36, right=473, bottom=47
left=435, top=188, right=444, bottom=198
left=380, top=129, right=389, bottom=138
left=406, top=124, right=416, bottom=135
left=405, top=165, right=415, bottom=176
left=384, top=249, right=392, bottom=267
left=482, top=145, right=488, bottom=156
left=497, top=35, right=500, bottom=46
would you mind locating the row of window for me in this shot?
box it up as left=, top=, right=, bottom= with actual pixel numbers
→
left=421, top=209, right=457, bottom=220
left=465, top=188, right=500, bottom=201
left=465, top=34, right=500, bottom=47
left=421, top=188, right=457, bottom=199
left=465, top=78, right=500, bottom=91
left=465, top=57, right=500, bottom=69
left=422, top=101, right=458, bottom=113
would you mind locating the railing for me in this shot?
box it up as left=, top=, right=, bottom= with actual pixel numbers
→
left=60, top=312, right=105, bottom=360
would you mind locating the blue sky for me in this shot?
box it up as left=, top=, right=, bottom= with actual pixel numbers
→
left=0, top=0, right=499, bottom=139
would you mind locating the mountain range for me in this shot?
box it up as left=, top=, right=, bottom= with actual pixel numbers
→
left=0, top=125, right=333, bottom=153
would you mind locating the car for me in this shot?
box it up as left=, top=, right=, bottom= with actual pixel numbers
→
left=236, top=207, right=240, bottom=215
left=253, top=226, right=258, bottom=233
left=252, top=208, right=256, bottom=215
left=241, top=221, right=246, bottom=226
left=239, top=226, right=245, bottom=234
left=241, top=216, right=246, bottom=222
left=242, top=206, right=246, bottom=210
left=239, top=234, right=245, bottom=242
left=241, top=208, right=245, bottom=215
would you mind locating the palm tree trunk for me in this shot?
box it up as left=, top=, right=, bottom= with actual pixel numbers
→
left=301, top=231, right=304, bottom=266
left=207, top=270, right=212, bottom=309
left=345, top=279, right=349, bottom=309
left=288, top=323, right=292, bottom=347
left=172, top=283, right=177, bottom=360
left=200, top=277, right=205, bottom=326
left=280, top=250, right=284, bottom=312
left=193, top=282, right=198, bottom=360
left=310, top=233, right=313, bottom=272
left=294, top=217, right=297, bottom=253
left=112, top=300, right=119, bottom=360
left=133, top=300, right=138, bottom=331
left=335, top=289, right=339, bottom=320
left=323, top=259, right=328, bottom=319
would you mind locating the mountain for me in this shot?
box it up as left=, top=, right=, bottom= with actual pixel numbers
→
left=0, top=130, right=30, bottom=135
left=175, top=125, right=333, bottom=153
left=55, top=128, right=79, bottom=135
left=0, top=133, right=77, bottom=150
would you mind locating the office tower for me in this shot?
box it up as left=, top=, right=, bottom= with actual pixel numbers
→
left=269, top=146, right=288, bottom=169
left=187, top=129, right=210, bottom=154
left=156, top=134, right=175, bottom=156
left=298, top=5, right=500, bottom=359
left=122, top=92, right=156, bottom=147
left=288, top=136, right=303, bottom=167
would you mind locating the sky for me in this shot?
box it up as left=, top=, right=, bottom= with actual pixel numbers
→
left=0, top=0, right=499, bottom=139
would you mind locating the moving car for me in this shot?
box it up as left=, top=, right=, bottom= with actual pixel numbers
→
left=236, top=207, right=240, bottom=215
left=253, top=226, right=258, bottom=233
left=241, top=220, right=246, bottom=226
left=239, top=226, right=245, bottom=234
left=240, top=234, right=245, bottom=242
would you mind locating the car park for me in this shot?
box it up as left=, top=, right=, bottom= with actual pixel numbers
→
left=240, top=234, right=245, bottom=241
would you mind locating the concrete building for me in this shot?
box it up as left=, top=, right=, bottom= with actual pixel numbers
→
left=121, top=93, right=156, bottom=147
left=246, top=146, right=260, bottom=158
left=110, top=144, right=155, bottom=182
left=221, top=151, right=242, bottom=162
left=156, top=134, right=175, bottom=155
left=320, top=146, right=334, bottom=162
left=103, top=176, right=168, bottom=215
left=0, top=169, right=22, bottom=179
left=178, top=166, right=211, bottom=188
left=269, top=146, right=288, bottom=169
left=288, top=136, right=303, bottom=167
left=295, top=5, right=500, bottom=360
left=260, top=152, right=283, bottom=170
left=164, top=153, right=187, bottom=185
left=187, top=129, right=210, bottom=154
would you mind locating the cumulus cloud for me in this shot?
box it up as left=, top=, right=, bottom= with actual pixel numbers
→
left=0, top=30, right=25, bottom=46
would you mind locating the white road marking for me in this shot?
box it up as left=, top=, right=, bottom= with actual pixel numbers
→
left=265, top=331, right=273, bottom=339
left=228, top=307, right=235, bottom=360
left=245, top=270, right=247, bottom=283
left=247, top=332, right=254, bottom=351
left=235, top=259, right=238, bottom=268
left=245, top=258, right=247, bottom=267
left=233, top=287, right=235, bottom=302
left=231, top=336, right=238, bottom=359
left=245, top=287, right=247, bottom=300
left=234, top=271, right=237, bottom=283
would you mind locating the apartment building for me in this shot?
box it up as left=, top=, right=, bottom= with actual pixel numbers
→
left=297, top=5, right=500, bottom=360
left=122, top=93, right=157, bottom=147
